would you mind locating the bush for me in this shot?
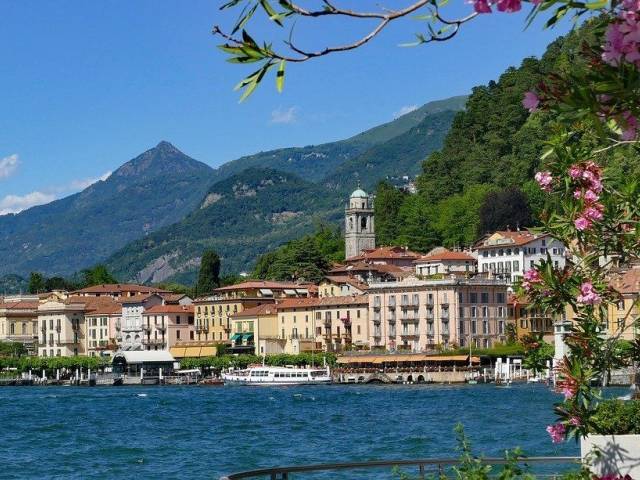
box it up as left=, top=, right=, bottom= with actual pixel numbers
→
left=590, top=400, right=640, bottom=435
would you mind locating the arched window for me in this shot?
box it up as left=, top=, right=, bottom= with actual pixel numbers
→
left=349, top=217, right=353, bottom=230
left=361, top=216, right=367, bottom=230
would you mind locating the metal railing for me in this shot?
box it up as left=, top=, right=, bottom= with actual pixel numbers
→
left=220, top=456, right=580, bottom=480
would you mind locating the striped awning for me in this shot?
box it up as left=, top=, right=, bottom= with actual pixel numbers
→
left=337, top=354, right=480, bottom=365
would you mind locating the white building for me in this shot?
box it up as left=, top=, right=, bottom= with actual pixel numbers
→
left=414, top=248, right=477, bottom=277
left=475, top=231, right=566, bottom=283
left=119, top=293, right=164, bottom=351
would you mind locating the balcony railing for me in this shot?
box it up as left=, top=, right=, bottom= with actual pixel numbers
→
left=219, top=456, right=580, bottom=480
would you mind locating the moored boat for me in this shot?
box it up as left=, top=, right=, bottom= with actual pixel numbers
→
left=222, top=365, right=332, bottom=386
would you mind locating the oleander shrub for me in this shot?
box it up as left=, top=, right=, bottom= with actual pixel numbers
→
left=590, top=400, right=640, bottom=435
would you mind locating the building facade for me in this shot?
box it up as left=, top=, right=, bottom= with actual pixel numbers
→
left=141, top=304, right=195, bottom=351
left=345, top=187, right=375, bottom=259
left=0, top=295, right=39, bottom=355
left=119, top=294, right=164, bottom=351
left=475, top=231, right=566, bottom=283
left=85, top=302, right=121, bottom=357
left=368, top=278, right=511, bottom=352
left=37, top=299, right=89, bottom=357
left=414, top=248, right=477, bottom=277
left=229, top=304, right=279, bottom=355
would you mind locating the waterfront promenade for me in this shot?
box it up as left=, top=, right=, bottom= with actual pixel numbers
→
left=0, top=383, right=584, bottom=479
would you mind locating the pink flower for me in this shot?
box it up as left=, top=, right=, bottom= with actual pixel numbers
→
left=573, top=190, right=582, bottom=199
left=568, top=165, right=583, bottom=179
left=546, top=423, right=566, bottom=443
left=621, top=111, right=638, bottom=141
left=561, top=385, right=576, bottom=399
left=496, top=0, right=522, bottom=12
left=584, top=190, right=599, bottom=202
left=577, top=281, right=602, bottom=305
left=584, top=205, right=604, bottom=221
left=472, top=0, right=493, bottom=13
left=522, top=91, right=540, bottom=112
left=569, top=416, right=581, bottom=426
left=575, top=216, right=592, bottom=231
left=535, top=171, right=553, bottom=192
left=523, top=269, right=542, bottom=283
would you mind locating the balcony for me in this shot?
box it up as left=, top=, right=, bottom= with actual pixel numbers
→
left=373, top=331, right=382, bottom=338
left=401, top=316, right=418, bottom=324
left=388, top=316, right=396, bottom=324
left=400, top=331, right=419, bottom=338
left=373, top=316, right=381, bottom=324
left=142, top=324, right=151, bottom=332
left=156, top=324, right=167, bottom=332
left=196, top=324, right=209, bottom=333
left=440, top=312, right=449, bottom=320
left=142, top=338, right=165, bottom=346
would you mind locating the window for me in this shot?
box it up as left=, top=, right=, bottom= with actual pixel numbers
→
left=357, top=325, right=361, bottom=334
left=513, top=260, right=519, bottom=272
left=471, top=320, right=477, bottom=334
left=482, top=251, right=489, bottom=258
left=471, top=306, right=477, bottom=318
left=496, top=292, right=505, bottom=304
left=482, top=306, right=488, bottom=317
left=520, top=319, right=528, bottom=329
left=470, top=292, right=478, bottom=303
left=458, top=292, right=464, bottom=303
left=190, top=331, right=194, bottom=340
left=482, top=320, right=489, bottom=334
left=481, top=292, right=489, bottom=303
left=176, top=316, right=181, bottom=325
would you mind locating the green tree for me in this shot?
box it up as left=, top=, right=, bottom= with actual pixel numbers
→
left=28, top=272, right=45, bottom=294
left=81, top=264, right=117, bottom=287
left=478, top=188, right=534, bottom=235
left=374, top=181, right=406, bottom=246
left=197, top=250, right=221, bottom=295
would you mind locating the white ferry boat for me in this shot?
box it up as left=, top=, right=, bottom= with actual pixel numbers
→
left=222, top=365, right=332, bottom=386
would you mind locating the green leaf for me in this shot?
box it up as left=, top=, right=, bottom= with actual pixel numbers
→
left=232, top=3, right=258, bottom=34
left=259, top=0, right=283, bottom=26
left=276, top=59, right=286, bottom=93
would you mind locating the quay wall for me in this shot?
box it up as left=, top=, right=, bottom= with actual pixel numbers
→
left=335, top=370, right=474, bottom=384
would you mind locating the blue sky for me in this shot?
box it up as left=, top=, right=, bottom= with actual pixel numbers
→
left=0, top=1, right=572, bottom=214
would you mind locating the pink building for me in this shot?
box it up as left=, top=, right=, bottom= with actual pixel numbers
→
left=141, top=304, right=195, bottom=351
left=368, top=278, right=510, bottom=352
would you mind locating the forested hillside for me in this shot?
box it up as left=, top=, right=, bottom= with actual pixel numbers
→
left=374, top=24, right=640, bottom=251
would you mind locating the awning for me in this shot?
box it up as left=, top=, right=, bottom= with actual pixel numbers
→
left=200, top=346, right=217, bottom=356
left=284, top=289, right=297, bottom=295
left=170, top=347, right=187, bottom=358
left=296, top=288, right=308, bottom=294
left=337, top=354, right=480, bottom=365
left=242, top=333, right=254, bottom=342
left=230, top=333, right=242, bottom=341
left=259, top=288, right=273, bottom=296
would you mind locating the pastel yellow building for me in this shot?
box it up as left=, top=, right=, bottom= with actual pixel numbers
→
left=228, top=303, right=279, bottom=355
left=318, top=275, right=368, bottom=298
left=276, top=295, right=370, bottom=354
left=607, top=266, right=639, bottom=340
left=194, top=281, right=311, bottom=344
left=508, top=294, right=556, bottom=343
left=0, top=295, right=39, bottom=355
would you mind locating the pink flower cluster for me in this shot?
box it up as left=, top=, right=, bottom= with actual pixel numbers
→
left=471, top=0, right=540, bottom=14
left=522, top=91, right=540, bottom=112
left=602, top=4, right=640, bottom=70
left=546, top=423, right=566, bottom=443
left=577, top=281, right=602, bottom=305
left=596, top=476, right=633, bottom=480
left=569, top=162, right=605, bottom=231
left=522, top=268, right=542, bottom=292
left=534, top=170, right=553, bottom=192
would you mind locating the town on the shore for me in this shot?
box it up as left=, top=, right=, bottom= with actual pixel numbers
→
left=1, top=187, right=638, bottom=383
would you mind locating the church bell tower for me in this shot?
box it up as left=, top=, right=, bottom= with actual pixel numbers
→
left=345, top=185, right=375, bottom=259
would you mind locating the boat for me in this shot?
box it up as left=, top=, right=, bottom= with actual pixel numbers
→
left=222, top=365, right=332, bottom=386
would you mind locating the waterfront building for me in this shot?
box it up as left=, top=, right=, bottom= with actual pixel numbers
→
left=507, top=294, right=556, bottom=343
left=119, top=293, right=164, bottom=351
left=345, top=187, right=375, bottom=260
left=37, top=296, right=116, bottom=357
left=141, top=304, right=195, bottom=351
left=228, top=303, right=279, bottom=355
left=193, top=281, right=312, bottom=344
left=368, top=277, right=510, bottom=352
left=0, top=295, right=39, bottom=355
left=318, top=275, right=368, bottom=298
left=608, top=265, right=640, bottom=340
left=414, top=248, right=477, bottom=277
left=276, top=295, right=370, bottom=353
left=70, top=283, right=170, bottom=299
left=85, top=301, right=121, bottom=357
left=474, top=230, right=566, bottom=284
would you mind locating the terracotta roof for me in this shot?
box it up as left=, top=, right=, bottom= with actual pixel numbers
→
left=143, top=304, right=194, bottom=314
left=70, top=284, right=170, bottom=295
left=611, top=266, right=640, bottom=294
left=415, top=249, right=476, bottom=262
left=160, top=293, right=190, bottom=303
left=214, top=280, right=311, bottom=292
left=230, top=303, right=278, bottom=318
left=118, top=293, right=161, bottom=304
left=347, top=246, right=421, bottom=261
left=85, top=303, right=122, bottom=315
left=64, top=296, right=121, bottom=313
left=476, top=230, right=549, bottom=248
left=0, top=301, right=39, bottom=311
left=323, top=275, right=369, bottom=291
left=277, top=294, right=369, bottom=310
left=330, top=261, right=408, bottom=275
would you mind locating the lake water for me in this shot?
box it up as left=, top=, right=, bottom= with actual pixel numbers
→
left=0, top=383, right=588, bottom=479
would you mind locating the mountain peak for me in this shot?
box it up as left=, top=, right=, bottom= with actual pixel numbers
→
left=155, top=140, right=179, bottom=152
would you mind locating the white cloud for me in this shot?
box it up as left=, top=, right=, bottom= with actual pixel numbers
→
left=0, top=191, right=56, bottom=215
left=0, top=154, right=19, bottom=179
left=270, top=106, right=298, bottom=124
left=68, top=170, right=112, bottom=190
left=393, top=105, right=418, bottom=119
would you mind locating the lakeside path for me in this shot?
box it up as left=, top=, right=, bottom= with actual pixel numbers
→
left=0, top=383, right=590, bottom=479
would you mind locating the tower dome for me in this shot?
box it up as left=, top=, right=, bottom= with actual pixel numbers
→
left=350, top=188, right=368, bottom=199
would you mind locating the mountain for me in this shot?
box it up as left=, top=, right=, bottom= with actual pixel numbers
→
left=105, top=168, right=340, bottom=284
left=0, top=274, right=29, bottom=295
left=322, top=109, right=458, bottom=193
left=0, top=141, right=215, bottom=276
left=208, top=96, right=467, bottom=183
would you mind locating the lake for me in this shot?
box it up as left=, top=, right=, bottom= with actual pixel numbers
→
left=0, top=383, right=585, bottom=479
